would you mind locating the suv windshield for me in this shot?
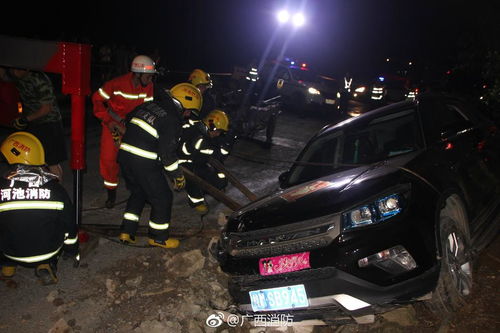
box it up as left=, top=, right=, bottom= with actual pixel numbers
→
left=289, top=67, right=318, bottom=82
left=287, top=109, right=422, bottom=186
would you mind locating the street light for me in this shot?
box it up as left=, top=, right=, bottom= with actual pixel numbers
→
left=292, top=12, right=305, bottom=27
left=276, top=9, right=306, bottom=27
left=277, top=10, right=290, bottom=23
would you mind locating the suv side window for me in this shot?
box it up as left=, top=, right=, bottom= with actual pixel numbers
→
left=420, top=99, right=474, bottom=142
left=442, top=104, right=471, bottom=127
left=288, top=133, right=340, bottom=185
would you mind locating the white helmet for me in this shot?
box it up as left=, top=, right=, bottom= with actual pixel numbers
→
left=130, top=55, right=156, bottom=73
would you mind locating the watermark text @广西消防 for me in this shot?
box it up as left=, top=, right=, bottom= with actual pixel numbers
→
left=206, top=312, right=294, bottom=328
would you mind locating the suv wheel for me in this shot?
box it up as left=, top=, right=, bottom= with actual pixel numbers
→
left=428, top=195, right=473, bottom=315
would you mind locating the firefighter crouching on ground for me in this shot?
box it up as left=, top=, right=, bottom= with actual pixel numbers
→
left=178, top=109, right=232, bottom=214
left=117, top=83, right=203, bottom=248
left=92, top=55, right=156, bottom=209
left=0, top=132, right=79, bottom=285
left=188, top=69, right=216, bottom=120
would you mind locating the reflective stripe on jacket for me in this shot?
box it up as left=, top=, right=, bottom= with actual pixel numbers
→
left=0, top=176, right=77, bottom=263
left=92, top=72, right=153, bottom=124
left=118, top=100, right=182, bottom=177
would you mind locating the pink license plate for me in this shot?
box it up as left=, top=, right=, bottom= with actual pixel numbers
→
left=259, top=252, right=310, bottom=276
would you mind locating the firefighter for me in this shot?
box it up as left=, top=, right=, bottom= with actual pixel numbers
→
left=117, top=83, right=202, bottom=249
left=92, top=55, right=156, bottom=209
left=0, top=132, right=79, bottom=285
left=188, top=68, right=216, bottom=120
left=178, top=109, right=231, bottom=214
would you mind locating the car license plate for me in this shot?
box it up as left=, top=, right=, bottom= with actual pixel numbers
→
left=259, top=252, right=310, bottom=276
left=325, top=98, right=336, bottom=104
left=249, top=284, right=309, bottom=311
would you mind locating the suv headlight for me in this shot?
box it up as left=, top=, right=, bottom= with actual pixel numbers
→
left=342, top=194, right=403, bottom=230
left=308, top=87, right=321, bottom=95
left=354, top=86, right=366, bottom=93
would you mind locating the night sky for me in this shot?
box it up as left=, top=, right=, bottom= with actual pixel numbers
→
left=2, top=0, right=500, bottom=78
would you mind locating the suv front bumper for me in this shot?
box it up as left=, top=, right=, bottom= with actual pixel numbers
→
left=229, top=264, right=438, bottom=320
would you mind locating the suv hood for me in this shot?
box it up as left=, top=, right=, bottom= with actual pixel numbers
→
left=226, top=152, right=420, bottom=233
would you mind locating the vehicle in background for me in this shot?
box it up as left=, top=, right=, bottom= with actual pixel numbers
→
left=212, top=93, right=500, bottom=325
left=350, top=76, right=387, bottom=103
left=216, top=67, right=283, bottom=148
left=259, top=58, right=340, bottom=117
left=351, top=75, right=418, bottom=105
left=233, top=95, right=282, bottom=148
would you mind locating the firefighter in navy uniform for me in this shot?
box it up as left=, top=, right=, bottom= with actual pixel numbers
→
left=178, top=109, right=232, bottom=214
left=188, top=69, right=216, bottom=120
left=117, top=83, right=202, bottom=248
left=0, top=132, right=79, bottom=285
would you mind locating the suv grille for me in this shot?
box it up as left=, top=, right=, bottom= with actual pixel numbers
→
left=224, top=213, right=340, bottom=258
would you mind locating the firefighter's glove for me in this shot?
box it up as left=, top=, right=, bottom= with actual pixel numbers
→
left=107, top=121, right=126, bottom=136
left=13, top=117, right=28, bottom=130
left=173, top=175, right=186, bottom=191
left=111, top=130, right=122, bottom=148
left=62, top=243, right=80, bottom=268
left=107, top=121, right=125, bottom=148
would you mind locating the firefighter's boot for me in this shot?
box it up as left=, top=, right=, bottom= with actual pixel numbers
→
left=1, top=266, right=16, bottom=278
left=119, top=233, right=136, bottom=245
left=35, top=263, right=58, bottom=285
left=194, top=203, right=209, bottom=215
left=105, top=189, right=116, bottom=209
left=148, top=238, right=180, bottom=249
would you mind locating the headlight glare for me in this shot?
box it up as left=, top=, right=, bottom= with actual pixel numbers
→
left=354, top=86, right=366, bottom=93
left=308, top=87, right=321, bottom=95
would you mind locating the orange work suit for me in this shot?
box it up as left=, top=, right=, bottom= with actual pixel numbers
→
left=91, top=72, right=153, bottom=190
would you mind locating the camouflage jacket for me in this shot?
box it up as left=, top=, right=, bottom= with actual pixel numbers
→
left=14, top=71, right=62, bottom=125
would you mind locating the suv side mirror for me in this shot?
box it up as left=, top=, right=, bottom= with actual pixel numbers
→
left=278, top=171, right=290, bottom=188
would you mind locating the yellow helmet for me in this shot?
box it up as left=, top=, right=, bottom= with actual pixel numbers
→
left=204, top=109, right=229, bottom=132
left=170, top=83, right=203, bottom=113
left=0, top=131, right=45, bottom=165
left=188, top=69, right=213, bottom=88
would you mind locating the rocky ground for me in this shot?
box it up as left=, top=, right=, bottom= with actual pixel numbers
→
left=0, top=109, right=499, bottom=333
left=2, top=226, right=497, bottom=333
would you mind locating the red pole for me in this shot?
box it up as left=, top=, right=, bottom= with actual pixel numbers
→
left=70, top=94, right=86, bottom=170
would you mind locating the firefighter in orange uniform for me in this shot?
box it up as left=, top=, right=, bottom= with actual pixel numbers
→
left=92, top=55, right=156, bottom=208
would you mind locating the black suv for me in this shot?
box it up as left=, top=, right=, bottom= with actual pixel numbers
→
left=213, top=94, right=500, bottom=324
